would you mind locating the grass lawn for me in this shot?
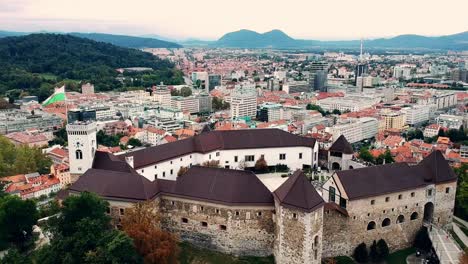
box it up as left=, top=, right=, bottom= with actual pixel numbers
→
left=385, top=247, right=416, bottom=264
left=178, top=242, right=275, bottom=264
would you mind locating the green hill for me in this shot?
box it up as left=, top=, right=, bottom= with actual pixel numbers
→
left=70, top=32, right=182, bottom=48
left=0, top=33, right=184, bottom=101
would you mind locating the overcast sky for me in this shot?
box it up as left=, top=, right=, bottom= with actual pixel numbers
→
left=1, top=0, right=467, bottom=40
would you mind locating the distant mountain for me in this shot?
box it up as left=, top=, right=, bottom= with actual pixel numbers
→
left=217, top=29, right=301, bottom=48
left=0, top=30, right=28, bottom=38
left=214, top=29, right=468, bottom=50
left=70, top=32, right=182, bottom=48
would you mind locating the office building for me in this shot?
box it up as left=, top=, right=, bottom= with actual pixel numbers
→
left=229, top=86, right=257, bottom=119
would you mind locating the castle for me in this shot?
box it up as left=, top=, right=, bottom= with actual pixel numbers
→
left=63, top=127, right=457, bottom=263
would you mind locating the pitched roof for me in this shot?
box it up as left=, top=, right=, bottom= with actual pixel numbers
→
left=273, top=170, right=324, bottom=213
left=92, top=151, right=135, bottom=173
left=329, top=135, right=353, bottom=154
left=119, top=129, right=316, bottom=168
left=161, top=166, right=274, bottom=206
left=336, top=150, right=457, bottom=200
left=69, top=168, right=159, bottom=201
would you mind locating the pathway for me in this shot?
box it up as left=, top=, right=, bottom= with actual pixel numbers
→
left=429, top=226, right=462, bottom=264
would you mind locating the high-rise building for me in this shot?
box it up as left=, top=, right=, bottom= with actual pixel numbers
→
left=208, top=74, right=221, bottom=91
left=171, top=96, right=199, bottom=114
left=229, top=86, right=257, bottom=119
left=197, top=93, right=212, bottom=113
left=309, top=61, right=328, bottom=92
left=153, top=83, right=172, bottom=108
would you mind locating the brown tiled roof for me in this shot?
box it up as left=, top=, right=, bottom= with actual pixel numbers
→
left=336, top=150, right=457, bottom=200
left=273, top=170, right=324, bottom=213
left=329, top=135, right=353, bottom=154
left=324, top=202, right=349, bottom=217
left=92, top=151, right=135, bottom=173
left=160, top=166, right=274, bottom=206
left=69, top=168, right=159, bottom=201
left=119, top=129, right=316, bottom=168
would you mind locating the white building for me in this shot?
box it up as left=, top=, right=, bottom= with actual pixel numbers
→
left=67, top=121, right=97, bottom=175
left=229, top=86, right=257, bottom=119
left=401, top=104, right=432, bottom=126
left=154, top=87, right=172, bottom=108
left=119, top=129, right=319, bottom=181
left=436, top=114, right=464, bottom=129
left=171, top=96, right=199, bottom=114
left=326, top=117, right=378, bottom=144
left=423, top=124, right=441, bottom=138
left=317, top=96, right=376, bottom=112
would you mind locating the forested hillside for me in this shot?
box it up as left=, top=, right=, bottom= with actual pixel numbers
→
left=0, top=34, right=184, bottom=101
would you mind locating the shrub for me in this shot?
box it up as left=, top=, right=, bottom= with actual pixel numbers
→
left=377, top=239, right=389, bottom=260
left=353, top=242, right=369, bottom=263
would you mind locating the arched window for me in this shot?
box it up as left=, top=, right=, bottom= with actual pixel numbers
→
left=367, top=221, right=376, bottom=230
left=314, top=235, right=319, bottom=247
left=382, top=218, right=391, bottom=227
left=397, top=215, right=405, bottom=224
left=76, top=150, right=83, bottom=160
left=410, top=212, right=419, bottom=220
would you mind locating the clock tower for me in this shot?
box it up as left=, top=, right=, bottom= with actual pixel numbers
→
left=66, top=121, right=97, bottom=177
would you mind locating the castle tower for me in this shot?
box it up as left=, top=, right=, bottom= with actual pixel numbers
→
left=67, top=121, right=97, bottom=177
left=273, top=170, right=325, bottom=264
left=328, top=135, right=354, bottom=170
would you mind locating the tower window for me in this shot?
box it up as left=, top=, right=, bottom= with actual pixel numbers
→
left=75, top=150, right=83, bottom=160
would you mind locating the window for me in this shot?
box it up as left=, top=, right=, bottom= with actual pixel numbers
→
left=141, top=169, right=144, bottom=173
left=181, top=218, right=188, bottom=223
left=410, top=212, right=418, bottom=220
left=339, top=198, right=347, bottom=208
left=293, top=213, right=297, bottom=219
left=163, top=172, right=166, bottom=177
left=279, top=153, right=286, bottom=160
left=190, top=155, right=192, bottom=158
left=75, top=150, right=83, bottom=160
left=154, top=165, right=157, bottom=169
left=219, top=225, right=227, bottom=230
left=427, top=189, right=433, bottom=196
left=180, top=158, right=182, bottom=161
left=397, top=215, right=405, bottom=224
left=209, top=154, right=212, bottom=159
left=411, top=192, right=415, bottom=197
left=155, top=174, right=158, bottom=178
left=171, top=201, right=175, bottom=206
left=299, top=153, right=303, bottom=159
left=200, top=206, right=204, bottom=211
left=215, top=209, right=220, bottom=214
left=201, top=222, right=208, bottom=227
left=234, top=156, right=238, bottom=162
left=329, top=187, right=336, bottom=203
left=216, top=152, right=220, bottom=157
left=170, top=169, right=173, bottom=175
left=367, top=221, right=376, bottom=230
left=235, top=211, right=240, bottom=216
left=170, top=161, right=173, bottom=164
left=370, top=200, right=375, bottom=205
left=106, top=207, right=110, bottom=214
left=398, top=194, right=403, bottom=200
left=225, top=165, right=229, bottom=169
left=446, top=187, right=450, bottom=194
left=257, top=212, right=262, bottom=217
left=385, top=197, right=390, bottom=202
left=119, top=208, right=125, bottom=215
left=382, top=218, right=391, bottom=227
left=245, top=155, right=255, bottom=162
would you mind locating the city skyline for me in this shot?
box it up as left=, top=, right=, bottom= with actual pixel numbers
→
left=1, top=0, right=468, bottom=41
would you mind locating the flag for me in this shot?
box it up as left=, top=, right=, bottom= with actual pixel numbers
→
left=42, top=86, right=66, bottom=106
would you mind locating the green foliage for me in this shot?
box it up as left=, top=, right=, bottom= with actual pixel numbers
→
left=0, top=136, right=52, bottom=177
left=407, top=129, right=424, bottom=140
left=48, top=127, right=68, bottom=146
left=332, top=109, right=342, bottom=115
left=0, top=248, right=32, bottom=264
left=0, top=34, right=183, bottom=98
left=413, top=227, right=432, bottom=252
left=455, top=163, right=468, bottom=220
left=353, top=242, right=369, bottom=263
left=0, top=195, right=38, bottom=250
left=171, top=86, right=193, bottom=97
left=358, top=147, right=374, bottom=163
left=38, top=200, right=61, bottom=219
left=212, top=97, right=230, bottom=111
left=96, top=130, right=123, bottom=147
left=376, top=149, right=394, bottom=165
left=306, top=104, right=329, bottom=116
left=35, top=192, right=142, bottom=264
left=127, top=138, right=142, bottom=147
left=377, top=239, right=390, bottom=260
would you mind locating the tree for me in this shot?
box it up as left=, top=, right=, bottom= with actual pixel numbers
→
left=180, top=86, right=192, bottom=97
left=128, top=138, right=142, bottom=147
left=306, top=104, right=327, bottom=116
left=177, top=166, right=189, bottom=177
left=201, top=160, right=220, bottom=168
left=455, top=163, right=468, bottom=220
left=332, top=109, right=342, bottom=115
left=369, top=240, right=379, bottom=263
left=0, top=248, right=32, bottom=264
left=36, top=192, right=142, bottom=264
left=353, top=242, right=369, bottom=263
left=414, top=227, right=432, bottom=252
left=376, top=239, right=389, bottom=260
left=212, top=97, right=230, bottom=111
left=121, top=202, right=179, bottom=264
left=407, top=129, right=424, bottom=140
left=359, top=147, right=374, bottom=163
left=0, top=195, right=38, bottom=250
left=254, top=156, right=269, bottom=173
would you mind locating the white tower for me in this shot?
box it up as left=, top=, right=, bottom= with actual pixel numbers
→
left=67, top=121, right=97, bottom=176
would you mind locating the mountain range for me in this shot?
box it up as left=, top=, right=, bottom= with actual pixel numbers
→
left=0, top=29, right=467, bottom=50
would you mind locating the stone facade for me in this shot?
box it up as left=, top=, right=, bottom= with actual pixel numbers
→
left=274, top=200, right=323, bottom=264
left=159, top=196, right=276, bottom=256
left=322, top=181, right=457, bottom=258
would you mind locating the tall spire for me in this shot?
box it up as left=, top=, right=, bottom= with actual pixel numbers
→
left=359, top=38, right=363, bottom=61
